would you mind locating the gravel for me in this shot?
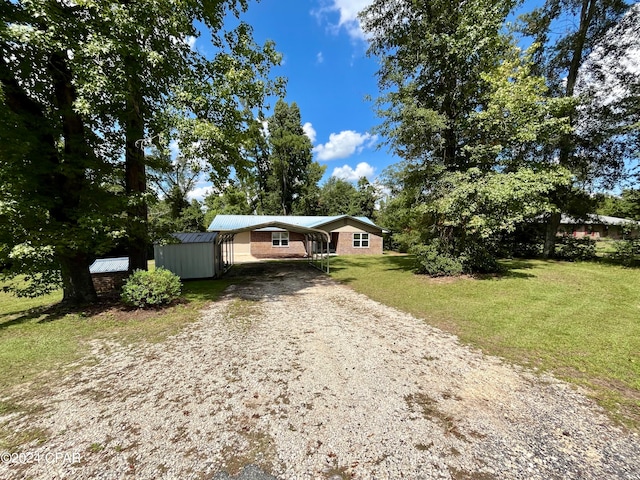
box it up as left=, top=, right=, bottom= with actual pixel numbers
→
left=1, top=262, right=639, bottom=479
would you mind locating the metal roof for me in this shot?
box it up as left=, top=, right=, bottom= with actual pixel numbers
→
left=89, top=257, right=129, bottom=274
left=171, top=232, right=218, bottom=243
left=561, top=214, right=639, bottom=226
left=208, top=215, right=381, bottom=232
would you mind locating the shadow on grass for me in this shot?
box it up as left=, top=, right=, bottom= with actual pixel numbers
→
left=0, top=276, right=238, bottom=331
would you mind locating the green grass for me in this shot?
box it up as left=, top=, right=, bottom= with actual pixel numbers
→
left=329, top=253, right=640, bottom=429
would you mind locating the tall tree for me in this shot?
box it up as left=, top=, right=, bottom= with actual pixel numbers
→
left=519, top=0, right=633, bottom=256
left=360, top=0, right=518, bottom=171
left=261, top=99, right=321, bottom=215
left=363, top=0, right=576, bottom=272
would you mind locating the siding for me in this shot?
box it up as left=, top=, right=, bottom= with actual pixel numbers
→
left=154, top=243, right=216, bottom=279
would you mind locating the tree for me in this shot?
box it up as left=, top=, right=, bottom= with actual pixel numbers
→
left=318, top=177, right=360, bottom=216
left=360, top=0, right=518, bottom=171
left=317, top=176, right=379, bottom=217
left=518, top=0, right=634, bottom=257
left=355, top=177, right=379, bottom=219
left=0, top=1, right=282, bottom=303
left=362, top=0, right=576, bottom=272
left=260, top=99, right=324, bottom=215
left=203, top=181, right=254, bottom=228
left=597, top=189, right=640, bottom=220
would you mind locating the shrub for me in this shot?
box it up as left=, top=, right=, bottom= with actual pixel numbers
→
left=554, top=236, right=597, bottom=261
left=121, top=268, right=182, bottom=308
left=609, top=240, right=640, bottom=267
left=411, top=243, right=464, bottom=277
left=460, top=243, right=503, bottom=274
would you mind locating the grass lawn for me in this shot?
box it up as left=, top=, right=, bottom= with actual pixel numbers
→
left=329, top=254, right=640, bottom=430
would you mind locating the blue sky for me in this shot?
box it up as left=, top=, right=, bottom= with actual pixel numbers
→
left=237, top=0, right=388, bottom=184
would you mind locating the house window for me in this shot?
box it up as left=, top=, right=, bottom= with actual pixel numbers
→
left=272, top=231, right=289, bottom=247
left=353, top=233, right=369, bottom=248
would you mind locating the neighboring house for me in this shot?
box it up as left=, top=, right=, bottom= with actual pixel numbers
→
left=559, top=214, right=639, bottom=239
left=208, top=215, right=385, bottom=263
left=154, top=232, right=224, bottom=279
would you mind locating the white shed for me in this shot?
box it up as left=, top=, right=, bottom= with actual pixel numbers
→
left=154, top=232, right=221, bottom=279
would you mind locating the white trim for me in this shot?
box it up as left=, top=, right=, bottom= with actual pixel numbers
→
left=272, top=231, right=289, bottom=247
left=353, top=232, right=369, bottom=248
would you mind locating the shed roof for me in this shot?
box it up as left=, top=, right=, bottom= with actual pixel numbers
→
left=89, top=257, right=129, bottom=274
left=171, top=232, right=218, bottom=243
left=208, top=214, right=381, bottom=232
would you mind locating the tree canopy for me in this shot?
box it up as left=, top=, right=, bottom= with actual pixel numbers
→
left=0, top=0, right=282, bottom=303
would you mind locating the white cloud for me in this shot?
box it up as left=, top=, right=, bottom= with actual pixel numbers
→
left=316, top=51, right=324, bottom=64
left=185, top=36, right=197, bottom=50
left=314, top=0, right=371, bottom=41
left=313, top=130, right=377, bottom=161
left=332, top=162, right=375, bottom=181
left=303, top=122, right=317, bottom=143
left=187, top=184, right=212, bottom=203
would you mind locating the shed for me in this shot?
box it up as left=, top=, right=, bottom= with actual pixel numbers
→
left=89, top=257, right=129, bottom=293
left=154, top=232, right=221, bottom=279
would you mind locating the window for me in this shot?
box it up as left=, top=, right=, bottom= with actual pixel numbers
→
left=272, top=231, right=289, bottom=247
left=353, top=233, right=369, bottom=248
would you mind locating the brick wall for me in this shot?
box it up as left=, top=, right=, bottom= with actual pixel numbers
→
left=336, top=232, right=383, bottom=255
left=92, top=272, right=128, bottom=294
left=250, top=231, right=308, bottom=258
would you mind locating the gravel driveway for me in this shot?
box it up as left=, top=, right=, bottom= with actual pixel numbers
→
left=2, top=262, right=639, bottom=479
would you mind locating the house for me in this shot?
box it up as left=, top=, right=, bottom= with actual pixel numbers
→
left=208, top=215, right=385, bottom=264
left=558, top=214, right=639, bottom=239
left=154, top=232, right=224, bottom=279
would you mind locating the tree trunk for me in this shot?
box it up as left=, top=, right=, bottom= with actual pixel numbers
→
left=50, top=52, right=98, bottom=302
left=543, top=0, right=596, bottom=258
left=125, top=72, right=149, bottom=272
left=3, top=54, right=98, bottom=304
left=58, top=251, right=98, bottom=305
left=542, top=212, right=562, bottom=259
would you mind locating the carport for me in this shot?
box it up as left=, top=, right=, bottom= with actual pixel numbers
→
left=214, top=221, right=332, bottom=273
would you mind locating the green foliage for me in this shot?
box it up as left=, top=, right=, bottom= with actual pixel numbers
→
left=410, top=243, right=463, bottom=277
left=554, top=236, right=597, bottom=261
left=258, top=100, right=323, bottom=215
left=361, top=0, right=517, bottom=169
left=121, top=268, right=182, bottom=308
left=609, top=240, right=640, bottom=267
left=597, top=190, right=640, bottom=220
left=1, top=1, right=282, bottom=303
left=0, top=244, right=61, bottom=298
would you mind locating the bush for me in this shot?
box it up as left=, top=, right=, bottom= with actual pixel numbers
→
left=411, top=243, right=464, bottom=277
left=460, top=243, right=503, bottom=274
left=609, top=240, right=640, bottom=267
left=554, top=236, right=597, bottom=261
left=121, top=268, right=182, bottom=308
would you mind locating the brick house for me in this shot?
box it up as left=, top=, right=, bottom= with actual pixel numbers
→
left=208, top=215, right=385, bottom=263
left=558, top=214, right=639, bottom=240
